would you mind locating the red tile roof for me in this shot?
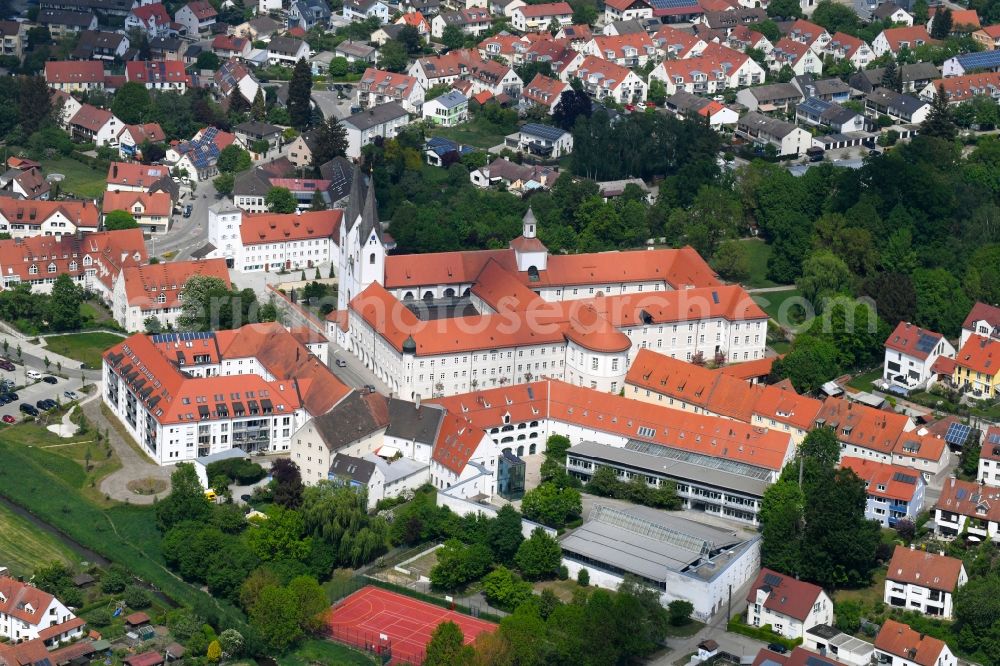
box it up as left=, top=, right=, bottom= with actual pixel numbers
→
left=0, top=637, right=50, bottom=666
left=574, top=55, right=637, bottom=92
left=875, top=619, right=948, bottom=666
left=840, top=456, right=923, bottom=502
left=887, top=545, right=964, bottom=591
left=213, top=34, right=248, bottom=52
left=746, top=568, right=824, bottom=621
left=71, top=104, right=116, bottom=131
left=955, top=335, right=1000, bottom=376
left=653, top=25, right=705, bottom=57
left=815, top=397, right=912, bottom=455
left=106, top=162, right=172, bottom=189
left=184, top=0, right=218, bottom=20
left=518, top=1, right=572, bottom=17
left=935, top=477, right=1000, bottom=522
left=103, top=190, right=172, bottom=218
left=752, top=647, right=841, bottom=666
left=590, top=33, right=656, bottom=60
left=239, top=210, right=342, bottom=246
left=930, top=355, right=956, bottom=376
left=522, top=73, right=569, bottom=107
left=963, top=301, right=1000, bottom=334
left=126, top=60, right=190, bottom=86
left=0, top=198, right=100, bottom=230
left=828, top=31, right=866, bottom=58
left=0, top=575, right=56, bottom=625
left=932, top=7, right=980, bottom=28
left=45, top=59, right=104, bottom=84
left=786, top=18, right=827, bottom=46
left=124, top=652, right=164, bottom=666
left=981, top=425, right=1000, bottom=463
left=432, top=410, right=488, bottom=474
left=120, top=259, right=230, bottom=310
left=930, top=71, right=1000, bottom=103
left=879, top=26, right=936, bottom=53
left=129, top=3, right=171, bottom=25
left=605, top=0, right=650, bottom=10
left=118, top=122, right=167, bottom=144
left=892, top=430, right=947, bottom=463
left=771, top=37, right=811, bottom=65
left=885, top=321, right=945, bottom=361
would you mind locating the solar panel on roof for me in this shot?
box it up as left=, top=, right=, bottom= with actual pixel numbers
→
left=892, top=471, right=917, bottom=485
left=957, top=50, right=1000, bottom=69
left=806, top=657, right=833, bottom=666
left=649, top=0, right=699, bottom=8
left=915, top=332, right=938, bottom=354
left=522, top=123, right=566, bottom=141
left=957, top=488, right=968, bottom=500
left=989, top=432, right=1000, bottom=445
left=945, top=422, right=972, bottom=446
left=763, top=572, right=782, bottom=586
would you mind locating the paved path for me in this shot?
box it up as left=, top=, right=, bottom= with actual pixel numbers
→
left=0, top=327, right=102, bottom=381
left=46, top=405, right=79, bottom=438
left=83, top=392, right=172, bottom=505
left=747, top=285, right=796, bottom=294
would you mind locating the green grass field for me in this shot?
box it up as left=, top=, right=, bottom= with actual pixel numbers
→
left=752, top=289, right=806, bottom=325
left=428, top=116, right=514, bottom=149
left=0, top=502, right=78, bottom=578
left=276, top=640, right=375, bottom=666
left=43, top=331, right=126, bottom=369
left=848, top=368, right=883, bottom=393
left=739, top=239, right=777, bottom=289
left=43, top=157, right=108, bottom=199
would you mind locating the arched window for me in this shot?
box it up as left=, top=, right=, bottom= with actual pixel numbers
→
left=501, top=436, right=514, bottom=443
left=369, top=253, right=375, bottom=264
left=423, top=290, right=434, bottom=300
left=403, top=291, right=414, bottom=301
left=516, top=445, right=524, bottom=457
left=517, top=434, right=525, bottom=441
left=47, top=263, right=56, bottom=273
left=28, top=264, right=38, bottom=275
left=529, top=443, right=536, bottom=455
left=444, top=287, right=455, bottom=298
left=69, top=261, right=77, bottom=271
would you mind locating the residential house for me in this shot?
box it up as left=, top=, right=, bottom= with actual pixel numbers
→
left=0, top=167, right=50, bottom=201
left=126, top=60, right=190, bottom=92
left=936, top=477, right=1000, bottom=542
left=148, top=36, right=184, bottom=61
left=583, top=33, right=658, bottom=68
left=125, top=3, right=173, bottom=39
left=207, top=205, right=342, bottom=272
left=864, top=87, right=931, bottom=123
left=0, top=572, right=81, bottom=643
left=469, top=157, right=557, bottom=192
left=664, top=92, right=739, bottom=127
left=725, top=24, right=771, bottom=54
left=73, top=30, right=129, bottom=61
left=116, top=123, right=166, bottom=160
left=768, top=37, right=823, bottom=75
left=113, top=259, right=230, bottom=331
left=0, top=20, right=27, bottom=60
left=883, top=321, right=956, bottom=392
left=268, top=36, right=310, bottom=66
left=175, top=1, right=217, bottom=37
left=978, top=426, right=1000, bottom=487
left=357, top=68, right=426, bottom=113
left=510, top=2, right=573, bottom=32
left=0, top=199, right=100, bottom=238
left=431, top=8, right=492, bottom=39
left=231, top=168, right=273, bottom=212
left=785, top=18, right=830, bottom=51
left=850, top=61, right=939, bottom=94
left=735, top=112, right=812, bottom=156
left=952, top=335, right=1000, bottom=399
left=746, top=568, right=833, bottom=640
left=796, top=97, right=866, bottom=133
left=874, top=620, right=957, bottom=666
left=329, top=452, right=428, bottom=510
left=106, top=162, right=176, bottom=195
left=288, top=0, right=332, bottom=30
left=521, top=73, right=570, bottom=114
left=701, top=8, right=765, bottom=30
left=287, top=131, right=319, bottom=169
left=972, top=24, right=1000, bottom=50
left=167, top=127, right=237, bottom=182
left=45, top=60, right=105, bottom=92
left=568, top=55, right=647, bottom=104
left=422, top=90, right=468, bottom=126
left=944, top=50, right=1000, bottom=76
left=752, top=647, right=848, bottom=666
left=961, top=302, right=1000, bottom=347
left=334, top=40, right=376, bottom=64
left=234, top=121, right=283, bottom=161
left=370, top=23, right=406, bottom=45
left=39, top=0, right=134, bottom=19
left=792, top=74, right=852, bottom=103
left=409, top=50, right=479, bottom=89
left=650, top=44, right=765, bottom=95
left=343, top=0, right=391, bottom=23
left=491, top=0, right=526, bottom=18
left=424, top=137, right=474, bottom=167
left=215, top=59, right=261, bottom=106
left=885, top=545, right=966, bottom=619
left=396, top=11, right=431, bottom=38
left=212, top=34, right=251, bottom=59
left=38, top=10, right=98, bottom=38
left=466, top=58, right=523, bottom=97
left=872, top=25, right=935, bottom=57
left=504, top=123, right=573, bottom=158
left=840, top=457, right=926, bottom=528
left=825, top=31, right=875, bottom=68
left=929, top=7, right=980, bottom=35
left=268, top=177, right=338, bottom=209
left=920, top=72, right=1000, bottom=104
left=557, top=23, right=592, bottom=48
left=873, top=3, right=913, bottom=26
left=604, top=0, right=652, bottom=23
left=103, top=190, right=173, bottom=234
left=340, top=103, right=411, bottom=158
left=736, top=82, right=802, bottom=111
left=229, top=16, right=283, bottom=42
left=68, top=104, right=122, bottom=146
left=815, top=397, right=915, bottom=464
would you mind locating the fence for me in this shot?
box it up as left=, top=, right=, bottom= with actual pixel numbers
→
left=326, top=574, right=505, bottom=623
left=319, top=625, right=424, bottom=666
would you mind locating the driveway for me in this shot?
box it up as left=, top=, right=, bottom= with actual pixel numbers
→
left=151, top=179, right=217, bottom=261
left=312, top=85, right=356, bottom=120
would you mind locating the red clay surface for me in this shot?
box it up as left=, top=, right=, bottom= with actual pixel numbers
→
left=326, top=586, right=498, bottom=664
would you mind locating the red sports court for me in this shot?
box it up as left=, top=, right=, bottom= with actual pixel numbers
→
left=326, top=586, right=498, bottom=664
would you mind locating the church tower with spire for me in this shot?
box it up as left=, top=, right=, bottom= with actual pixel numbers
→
left=510, top=208, right=548, bottom=275
left=337, top=165, right=386, bottom=316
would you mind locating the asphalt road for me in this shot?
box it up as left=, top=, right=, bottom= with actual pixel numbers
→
left=0, top=369, right=87, bottom=424
left=150, top=179, right=217, bottom=261
left=312, top=85, right=356, bottom=120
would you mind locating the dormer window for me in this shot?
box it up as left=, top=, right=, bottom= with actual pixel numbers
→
left=28, top=264, right=37, bottom=275
left=48, top=263, right=56, bottom=273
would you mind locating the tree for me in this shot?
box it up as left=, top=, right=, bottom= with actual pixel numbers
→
left=214, top=172, right=235, bottom=197
left=251, top=89, right=267, bottom=121
left=103, top=209, right=138, bottom=231
left=767, top=0, right=803, bottom=18
left=881, top=59, right=902, bottom=93
left=287, top=58, right=313, bottom=130
left=124, top=585, right=152, bottom=609
left=482, top=566, right=533, bottom=611
left=155, top=463, right=212, bottom=531
left=217, top=144, right=252, bottom=173
left=811, top=0, right=859, bottom=33
left=378, top=39, right=409, bottom=72
left=47, top=273, right=83, bottom=332
left=18, top=75, right=51, bottom=136
left=964, top=244, right=1000, bottom=305
left=246, top=506, right=311, bottom=562
left=914, top=267, right=972, bottom=337
left=573, top=2, right=597, bottom=25
left=271, top=458, right=304, bottom=508
left=397, top=24, right=422, bottom=54
left=249, top=585, right=303, bottom=651
left=429, top=539, right=492, bottom=591
left=441, top=25, right=466, bottom=51
left=667, top=600, right=693, bottom=626
left=796, top=250, right=855, bottom=311
left=769, top=336, right=840, bottom=393
left=930, top=7, right=953, bottom=39
left=218, top=629, right=244, bottom=658
left=520, top=482, right=581, bottom=529
left=287, top=575, right=329, bottom=634
left=311, top=116, right=348, bottom=167
left=266, top=187, right=298, bottom=213
left=760, top=478, right=805, bottom=576
left=921, top=84, right=957, bottom=141
left=207, top=640, right=222, bottom=663
left=489, top=504, right=524, bottom=565
left=553, top=89, right=591, bottom=131
left=426, top=621, right=474, bottom=666
left=712, top=240, right=751, bottom=283
left=177, top=275, right=232, bottom=331
left=112, top=82, right=151, bottom=124
left=100, top=565, right=130, bottom=593
left=799, top=428, right=841, bottom=470
left=197, top=51, right=220, bottom=70
left=515, top=527, right=562, bottom=580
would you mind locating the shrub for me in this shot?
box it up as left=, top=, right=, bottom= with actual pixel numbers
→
left=667, top=599, right=693, bottom=626
left=557, top=565, right=568, bottom=581
left=124, top=585, right=152, bottom=610
left=100, top=565, right=129, bottom=593
left=577, top=568, right=589, bottom=587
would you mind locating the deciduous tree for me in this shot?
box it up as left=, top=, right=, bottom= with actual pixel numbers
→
left=514, top=528, right=562, bottom=580
left=103, top=210, right=138, bottom=231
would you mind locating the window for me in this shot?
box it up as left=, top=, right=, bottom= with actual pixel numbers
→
left=591, top=357, right=598, bottom=370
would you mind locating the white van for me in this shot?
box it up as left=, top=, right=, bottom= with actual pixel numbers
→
left=26, top=370, right=41, bottom=380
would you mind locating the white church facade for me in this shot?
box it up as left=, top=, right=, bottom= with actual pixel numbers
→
left=329, top=167, right=768, bottom=401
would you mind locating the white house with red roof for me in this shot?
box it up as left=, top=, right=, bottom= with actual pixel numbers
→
left=175, top=0, right=217, bottom=37
left=103, top=190, right=173, bottom=234
left=885, top=545, right=966, bottom=619
left=125, top=60, right=190, bottom=92
left=872, top=26, right=936, bottom=57
left=785, top=19, right=830, bottom=51
left=875, top=619, right=957, bottom=666
left=725, top=24, right=771, bottom=54
left=746, top=568, right=833, bottom=640
left=978, top=425, right=1000, bottom=487
left=112, top=259, right=231, bottom=332
left=824, top=31, right=874, bottom=68
left=883, top=321, right=955, bottom=392
left=0, top=199, right=99, bottom=239
left=0, top=572, right=80, bottom=643
left=125, top=3, right=174, bottom=38
left=116, top=123, right=167, bottom=160
left=510, top=2, right=573, bottom=31
left=603, top=0, right=652, bottom=23
left=521, top=73, right=570, bottom=113
left=208, top=204, right=342, bottom=272
left=652, top=25, right=708, bottom=58
left=650, top=44, right=765, bottom=94
left=44, top=60, right=105, bottom=92
left=582, top=33, right=658, bottom=67
left=167, top=127, right=236, bottom=182
left=840, top=456, right=926, bottom=528
left=212, top=34, right=251, bottom=59
left=919, top=72, right=1000, bottom=104
left=768, top=37, right=822, bottom=75
left=356, top=68, right=425, bottom=113
left=395, top=11, right=430, bottom=37
left=68, top=104, right=123, bottom=146
left=566, top=55, right=647, bottom=104
left=961, top=301, right=1000, bottom=348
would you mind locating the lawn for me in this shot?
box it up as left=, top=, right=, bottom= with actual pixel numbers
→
left=664, top=618, right=705, bottom=638
left=43, top=156, right=108, bottom=199
left=833, top=568, right=887, bottom=608
left=43, top=331, right=126, bottom=369
left=848, top=368, right=883, bottom=394
left=276, top=640, right=375, bottom=666
left=80, top=300, right=117, bottom=328
left=532, top=579, right=587, bottom=602
left=752, top=288, right=806, bottom=326
left=739, top=239, right=778, bottom=289
left=0, top=502, right=78, bottom=578
left=428, top=116, right=514, bottom=149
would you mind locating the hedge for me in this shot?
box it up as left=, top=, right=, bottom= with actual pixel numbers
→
left=726, top=616, right=802, bottom=650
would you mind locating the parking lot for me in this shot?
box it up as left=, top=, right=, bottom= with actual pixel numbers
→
left=0, top=366, right=87, bottom=423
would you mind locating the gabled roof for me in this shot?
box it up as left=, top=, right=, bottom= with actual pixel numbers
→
left=878, top=25, right=936, bottom=52
left=45, top=59, right=104, bottom=84
left=129, top=3, right=171, bottom=25
left=311, top=390, right=391, bottom=452
left=516, top=1, right=572, bottom=17
left=268, top=35, right=307, bottom=55
left=873, top=2, right=909, bottom=20
left=103, top=190, right=172, bottom=218
left=815, top=397, right=912, bottom=455
left=182, top=0, right=218, bottom=20
left=827, top=31, right=867, bottom=59
left=605, top=0, right=650, bottom=10
left=125, top=60, right=190, bottom=86
left=240, top=210, right=343, bottom=246
left=886, top=545, right=964, bottom=592
left=0, top=575, right=56, bottom=625
left=523, top=73, right=569, bottom=107
left=928, top=71, right=1000, bottom=102
left=575, top=55, right=637, bottom=92
left=70, top=104, right=116, bottom=131
left=840, top=456, right=922, bottom=502
left=884, top=321, right=945, bottom=361
left=963, top=301, right=1000, bottom=334
left=746, top=568, right=824, bottom=621
left=590, top=33, right=656, bottom=59
left=875, top=620, right=949, bottom=666
left=785, top=18, right=828, bottom=46
left=955, top=335, right=1000, bottom=376
left=936, top=476, right=1000, bottom=522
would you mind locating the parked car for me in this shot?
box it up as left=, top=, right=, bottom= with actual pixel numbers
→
left=5, top=392, right=18, bottom=400
left=767, top=644, right=788, bottom=655
left=42, top=399, right=57, bottom=409
left=26, top=370, right=41, bottom=380
left=0, top=395, right=10, bottom=405
left=183, top=204, right=193, bottom=218
left=42, top=375, right=57, bottom=384
left=64, top=391, right=79, bottom=400
left=36, top=399, right=49, bottom=410
left=19, top=403, right=37, bottom=416
left=1, top=415, right=15, bottom=424
left=0, top=359, right=14, bottom=371
left=335, top=359, right=347, bottom=367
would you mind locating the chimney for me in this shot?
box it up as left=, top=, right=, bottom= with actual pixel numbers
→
left=295, top=209, right=301, bottom=215
left=113, top=164, right=118, bottom=179
left=296, top=347, right=300, bottom=361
